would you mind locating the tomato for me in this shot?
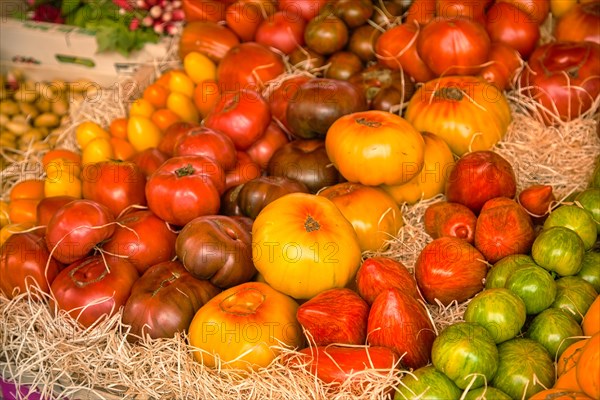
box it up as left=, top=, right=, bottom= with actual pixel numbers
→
left=173, top=126, right=237, bottom=171
left=81, top=137, right=114, bottom=165
left=182, top=0, right=226, bottom=22
left=45, top=199, right=115, bottom=264
left=10, top=179, right=45, bottom=201
left=192, top=79, right=221, bottom=118
left=479, top=41, right=523, bottom=90
left=157, top=121, right=198, bottom=157
left=371, top=1, right=404, bottom=27
left=0, top=201, right=8, bottom=227
left=188, top=281, right=302, bottom=370
left=485, top=2, right=541, bottom=59
left=264, top=74, right=310, bottom=132
left=557, top=3, right=600, bottom=44
left=463, top=387, right=512, bottom=400
left=582, top=295, right=600, bottom=336
left=221, top=176, right=309, bottom=219
left=406, top=0, right=437, bottom=26
left=550, top=0, right=578, bottom=18
left=252, top=193, right=361, bottom=299
left=0, top=232, right=62, bottom=299
left=110, top=137, right=136, bottom=161
left=142, top=83, right=170, bottom=109
left=223, top=151, right=262, bottom=190
left=324, top=51, right=363, bottom=81
left=405, top=75, right=512, bottom=156
left=396, top=365, right=461, bottom=400
left=36, top=195, right=77, bottom=229
left=203, top=89, right=271, bottom=150
left=577, top=331, right=600, bottom=399
left=267, top=139, right=342, bottom=193
left=318, top=182, right=404, bottom=252
left=75, top=121, right=110, bottom=150
left=175, top=215, right=255, bottom=288
left=245, top=122, right=289, bottom=170
left=127, top=147, right=169, bottom=178
left=304, top=13, right=348, bottom=56
left=325, top=110, right=425, bottom=186
left=496, top=0, right=550, bottom=24
left=0, top=222, right=35, bottom=247
left=348, top=63, right=415, bottom=112
left=255, top=11, right=306, bottom=54
left=145, top=155, right=225, bottom=227
left=575, top=188, right=600, bottom=229
left=558, top=339, right=589, bottom=377
left=225, top=1, right=264, bottom=42
left=527, top=308, right=583, bottom=359
left=544, top=204, right=598, bottom=251
left=435, top=0, right=490, bottom=24
left=532, top=226, right=586, bottom=277
left=81, top=160, right=146, bottom=218
left=578, top=250, right=600, bottom=293
left=492, top=338, right=556, bottom=399
left=552, top=276, right=598, bottom=323
left=520, top=41, right=600, bottom=124
left=126, top=115, right=162, bottom=153
left=417, top=16, right=491, bottom=76
left=129, top=98, right=155, bottom=118
left=530, top=389, right=592, bottom=400
left=286, top=78, right=368, bottom=139
left=50, top=254, right=139, bottom=328
left=485, top=254, right=535, bottom=289
left=179, top=21, right=240, bottom=62
left=168, top=70, right=196, bottom=98
left=8, top=179, right=45, bottom=224
left=348, top=24, right=381, bottom=62
left=44, top=167, right=82, bottom=199
left=101, top=210, right=177, bottom=275
left=150, top=108, right=182, bottom=132
left=166, top=92, right=199, bottom=123
left=288, top=46, right=326, bottom=70
left=122, top=260, right=220, bottom=341
left=278, top=0, right=329, bottom=21
left=432, top=322, right=499, bottom=390
left=355, top=256, right=421, bottom=305
left=216, top=42, right=285, bottom=91
left=381, top=131, right=455, bottom=205
left=505, top=264, right=557, bottom=314
left=42, top=149, right=81, bottom=174
left=183, top=51, right=217, bottom=85
left=375, top=22, right=436, bottom=83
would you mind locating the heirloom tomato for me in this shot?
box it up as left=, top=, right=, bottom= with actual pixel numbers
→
left=278, top=0, right=329, bottom=21
left=252, top=193, right=361, bottom=299
left=225, top=1, right=265, bottom=42
left=348, top=24, right=381, bottom=62
left=127, top=147, right=169, bottom=178
left=552, top=276, right=598, bottom=324
left=304, top=13, right=348, bottom=55
left=325, top=110, right=425, bottom=186
left=245, top=122, right=290, bottom=170
left=318, top=182, right=403, bottom=252
left=555, top=2, right=600, bottom=44
left=405, top=75, right=512, bottom=156
left=178, top=21, right=239, bottom=62
left=527, top=308, right=583, bottom=359
left=265, top=74, right=310, bottom=132
left=505, top=265, right=557, bottom=314
left=531, top=226, right=585, bottom=277
left=395, top=365, right=461, bottom=400
left=543, top=204, right=598, bottom=251
left=188, top=281, right=302, bottom=370
left=485, top=2, right=541, bottom=59
left=223, top=151, right=262, bottom=190
left=173, top=126, right=237, bottom=171
left=157, top=121, right=198, bottom=157
left=255, top=11, right=307, bottom=55
left=496, top=0, right=550, bottom=24
left=145, top=155, right=225, bottom=227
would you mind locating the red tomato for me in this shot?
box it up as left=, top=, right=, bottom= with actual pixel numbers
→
left=496, top=0, right=550, bottom=24
left=81, top=160, right=147, bottom=218
left=182, top=0, right=226, bottom=22
left=224, top=151, right=262, bottom=190
left=36, top=195, right=78, bottom=233
left=204, top=89, right=271, bottom=150
left=178, top=21, right=240, bottom=62
left=101, top=210, right=177, bottom=275
left=0, top=232, right=62, bottom=299
left=255, top=11, right=306, bottom=54
left=479, top=42, right=523, bottom=90
left=157, top=121, right=199, bottom=157
left=555, top=2, right=600, bottom=44
left=418, top=16, right=491, bottom=76
left=225, top=1, right=265, bottom=42
left=406, top=0, right=437, bottom=26
left=45, top=199, right=116, bottom=264
left=520, top=41, right=600, bottom=124
left=174, top=126, right=238, bottom=171
left=277, top=0, right=330, bottom=21
left=265, top=74, right=310, bottom=131
left=485, top=2, right=541, bottom=59
left=435, top=0, right=489, bottom=24
left=145, top=155, right=226, bottom=227
left=245, top=122, right=290, bottom=170
left=50, top=254, right=139, bottom=328
left=127, top=147, right=170, bottom=178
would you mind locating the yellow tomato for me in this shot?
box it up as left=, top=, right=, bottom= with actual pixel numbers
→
left=252, top=193, right=362, bottom=299
left=166, top=92, right=200, bottom=123
left=44, top=172, right=82, bottom=198
left=0, top=222, right=35, bottom=247
left=168, top=70, right=196, bottom=98
left=381, top=132, right=456, bottom=205
left=188, top=282, right=302, bottom=371
left=44, top=156, right=82, bottom=179
left=129, top=98, right=156, bottom=118
left=550, top=0, right=578, bottom=17
left=75, top=121, right=110, bottom=149
left=183, top=51, right=217, bottom=84
left=318, top=182, right=404, bottom=252
left=127, top=115, right=162, bottom=152
left=81, top=137, right=114, bottom=165
left=0, top=201, right=9, bottom=227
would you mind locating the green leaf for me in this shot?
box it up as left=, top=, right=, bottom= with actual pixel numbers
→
left=61, top=0, right=81, bottom=16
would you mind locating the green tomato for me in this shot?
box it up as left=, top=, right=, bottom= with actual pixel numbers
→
left=463, top=386, right=512, bottom=400
left=532, top=226, right=585, bottom=276
left=590, top=157, right=600, bottom=189
left=505, top=265, right=557, bottom=315
left=577, top=249, right=600, bottom=293
left=526, top=308, right=583, bottom=359
left=464, top=288, right=527, bottom=344
left=431, top=322, right=499, bottom=390
left=485, top=254, right=535, bottom=289
left=543, top=204, right=597, bottom=250
left=394, top=365, right=462, bottom=400
left=552, top=275, right=598, bottom=323
left=575, top=188, right=600, bottom=229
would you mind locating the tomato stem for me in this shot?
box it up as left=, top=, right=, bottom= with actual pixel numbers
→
left=153, top=272, right=180, bottom=296
left=304, top=215, right=320, bottom=232
left=175, top=164, right=196, bottom=177
left=435, top=87, right=463, bottom=101
left=219, top=287, right=265, bottom=315
left=355, top=117, right=382, bottom=128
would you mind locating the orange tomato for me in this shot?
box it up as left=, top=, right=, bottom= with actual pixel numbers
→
left=151, top=108, right=182, bottom=131
left=558, top=339, right=589, bottom=377
left=129, top=98, right=156, bottom=118
left=110, top=137, right=137, bottom=161
left=143, top=83, right=170, bottom=109
left=582, top=295, right=600, bottom=336
left=0, top=222, right=35, bottom=247
left=44, top=172, right=82, bottom=199
left=41, top=149, right=81, bottom=170
left=192, top=78, right=220, bottom=117
left=10, top=179, right=45, bottom=202
left=109, top=117, right=129, bottom=139
left=530, top=389, right=592, bottom=400
left=577, top=332, right=600, bottom=399
left=154, top=70, right=175, bottom=88
left=556, top=363, right=584, bottom=392
left=8, top=199, right=39, bottom=224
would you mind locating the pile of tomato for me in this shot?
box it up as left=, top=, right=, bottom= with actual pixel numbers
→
left=1, top=0, right=600, bottom=399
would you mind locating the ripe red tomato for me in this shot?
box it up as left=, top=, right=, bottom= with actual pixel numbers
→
left=406, top=0, right=437, bottom=26
left=255, top=11, right=307, bottom=54
left=182, top=0, right=226, bottom=22
left=0, top=232, right=62, bottom=299
left=418, top=16, right=491, bottom=76
left=496, top=0, right=550, bottom=24
left=265, top=74, right=310, bottom=132
left=435, top=0, right=489, bottom=24
left=225, top=1, right=265, bottom=42
left=178, top=21, right=240, bottom=62
left=36, top=195, right=77, bottom=228
left=479, top=42, right=523, bottom=90
left=157, top=121, right=199, bottom=157
left=45, top=199, right=116, bottom=264
left=50, top=254, right=139, bottom=328
left=127, top=147, right=169, bottom=178
left=101, top=210, right=177, bottom=275
left=245, top=122, right=290, bottom=170
left=145, top=155, right=226, bottom=227
left=485, top=2, right=541, bottom=59
left=203, top=89, right=271, bottom=150
left=224, top=151, right=262, bottom=190
left=81, top=160, right=147, bottom=218
left=173, top=126, right=238, bottom=171
left=555, top=2, right=600, bottom=44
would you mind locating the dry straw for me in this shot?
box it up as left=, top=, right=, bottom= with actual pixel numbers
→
left=2, top=30, right=600, bottom=400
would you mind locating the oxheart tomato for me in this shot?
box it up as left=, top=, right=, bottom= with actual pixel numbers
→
left=173, top=126, right=237, bottom=171
left=50, top=254, right=139, bottom=328
left=355, top=256, right=420, bottom=305
left=121, top=260, right=220, bottom=341
left=188, top=281, right=302, bottom=370
left=252, top=193, right=361, bottom=299
left=101, top=210, right=177, bottom=275
left=267, top=139, right=342, bottom=194
left=367, top=287, right=436, bottom=370
left=145, top=155, right=225, bottom=227
left=203, top=89, right=271, bottom=150
left=325, top=110, right=425, bottom=186
left=296, top=288, right=369, bottom=346
left=518, top=184, right=555, bottom=218
left=175, top=215, right=255, bottom=288
left=45, top=199, right=115, bottom=265
left=81, top=160, right=146, bottom=218
left=318, top=182, right=404, bottom=252
left=520, top=41, right=600, bottom=124
left=0, top=232, right=62, bottom=299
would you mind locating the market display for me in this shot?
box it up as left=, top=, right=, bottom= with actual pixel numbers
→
left=1, top=0, right=600, bottom=399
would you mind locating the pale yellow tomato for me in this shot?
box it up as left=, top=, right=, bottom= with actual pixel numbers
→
left=129, top=98, right=156, bottom=118
left=127, top=115, right=162, bottom=152
left=75, top=121, right=110, bottom=150
left=168, top=70, right=196, bottom=98
left=184, top=51, right=217, bottom=84
left=81, top=137, right=114, bottom=165
left=166, top=92, right=200, bottom=123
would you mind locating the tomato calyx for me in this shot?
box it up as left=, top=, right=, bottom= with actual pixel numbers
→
left=152, top=271, right=180, bottom=297
left=435, top=87, right=464, bottom=101
left=69, top=258, right=109, bottom=288
left=219, top=287, right=265, bottom=315
left=304, top=215, right=321, bottom=232
left=355, top=117, right=382, bottom=128
left=175, top=164, right=196, bottom=177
